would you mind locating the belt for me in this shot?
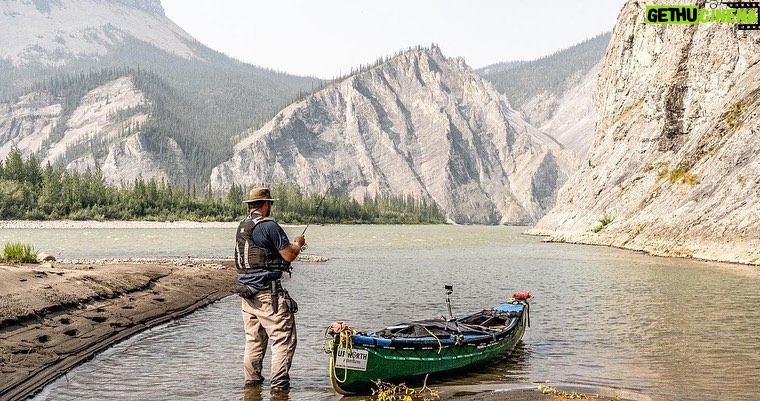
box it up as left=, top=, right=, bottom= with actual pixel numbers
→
left=236, top=280, right=283, bottom=299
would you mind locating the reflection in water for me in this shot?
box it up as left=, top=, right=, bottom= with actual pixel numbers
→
left=426, top=342, right=532, bottom=388
left=242, top=386, right=291, bottom=401
left=18, top=225, right=760, bottom=401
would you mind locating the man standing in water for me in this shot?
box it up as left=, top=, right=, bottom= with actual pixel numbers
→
left=234, top=187, right=305, bottom=390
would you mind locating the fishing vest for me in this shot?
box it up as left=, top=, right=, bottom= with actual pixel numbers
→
left=234, top=215, right=291, bottom=274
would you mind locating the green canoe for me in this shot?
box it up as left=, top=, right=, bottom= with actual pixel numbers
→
left=324, top=293, right=530, bottom=394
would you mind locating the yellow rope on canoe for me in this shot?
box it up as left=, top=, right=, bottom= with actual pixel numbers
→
left=421, top=326, right=443, bottom=354
left=333, top=329, right=354, bottom=383
left=325, top=322, right=356, bottom=384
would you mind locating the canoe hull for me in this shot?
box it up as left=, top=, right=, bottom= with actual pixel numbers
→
left=328, top=304, right=528, bottom=394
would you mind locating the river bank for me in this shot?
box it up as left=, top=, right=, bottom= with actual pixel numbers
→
left=0, top=260, right=235, bottom=401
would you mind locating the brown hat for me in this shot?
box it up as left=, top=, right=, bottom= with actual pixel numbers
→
left=243, top=187, right=277, bottom=203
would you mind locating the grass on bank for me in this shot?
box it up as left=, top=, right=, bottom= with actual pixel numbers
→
left=2, top=242, right=37, bottom=263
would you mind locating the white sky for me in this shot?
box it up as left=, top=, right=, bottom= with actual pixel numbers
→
left=161, top=0, right=627, bottom=79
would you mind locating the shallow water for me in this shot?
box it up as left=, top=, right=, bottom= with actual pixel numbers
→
left=4, top=225, right=759, bottom=401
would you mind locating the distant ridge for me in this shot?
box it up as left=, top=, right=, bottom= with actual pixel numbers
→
left=210, top=46, right=577, bottom=224
left=478, top=32, right=611, bottom=158
left=477, top=32, right=610, bottom=111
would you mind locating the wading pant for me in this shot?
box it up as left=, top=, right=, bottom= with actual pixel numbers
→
left=241, top=291, right=297, bottom=389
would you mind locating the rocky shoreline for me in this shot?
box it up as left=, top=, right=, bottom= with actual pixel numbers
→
left=525, top=227, right=760, bottom=267
left=0, top=260, right=236, bottom=401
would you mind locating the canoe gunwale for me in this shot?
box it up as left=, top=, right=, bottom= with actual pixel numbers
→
left=351, top=316, right=520, bottom=350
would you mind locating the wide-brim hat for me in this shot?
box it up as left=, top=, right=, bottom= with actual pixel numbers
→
left=243, top=187, right=278, bottom=203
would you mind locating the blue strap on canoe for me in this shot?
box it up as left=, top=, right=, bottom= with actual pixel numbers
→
left=493, top=303, right=524, bottom=313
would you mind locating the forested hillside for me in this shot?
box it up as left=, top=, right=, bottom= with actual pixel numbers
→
left=477, top=32, right=610, bottom=110
left=0, top=148, right=444, bottom=223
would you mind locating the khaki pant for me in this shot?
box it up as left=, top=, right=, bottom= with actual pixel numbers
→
left=241, top=290, right=297, bottom=389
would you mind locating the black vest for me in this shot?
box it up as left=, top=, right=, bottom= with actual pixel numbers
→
left=234, top=215, right=291, bottom=274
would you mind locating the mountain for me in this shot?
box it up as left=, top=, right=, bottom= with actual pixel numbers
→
left=529, top=1, right=760, bottom=265
left=0, top=72, right=191, bottom=184
left=209, top=46, right=578, bottom=225
left=478, top=33, right=612, bottom=158
left=0, top=0, right=320, bottom=185
left=0, top=0, right=193, bottom=67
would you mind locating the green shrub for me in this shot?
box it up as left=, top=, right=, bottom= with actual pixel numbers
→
left=725, top=100, right=748, bottom=131
left=738, top=175, right=746, bottom=187
left=2, top=242, right=37, bottom=263
left=591, top=211, right=614, bottom=233
left=668, top=166, right=699, bottom=186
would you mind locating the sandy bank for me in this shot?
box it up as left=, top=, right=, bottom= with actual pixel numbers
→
left=0, top=260, right=235, bottom=401
left=0, top=220, right=239, bottom=230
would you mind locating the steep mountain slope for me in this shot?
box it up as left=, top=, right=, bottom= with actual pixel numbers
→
left=0, top=0, right=195, bottom=65
left=529, top=1, right=760, bottom=265
left=0, top=72, right=190, bottom=184
left=210, top=46, right=578, bottom=224
left=532, top=61, right=600, bottom=158
left=478, top=33, right=611, bottom=158
left=0, top=0, right=320, bottom=185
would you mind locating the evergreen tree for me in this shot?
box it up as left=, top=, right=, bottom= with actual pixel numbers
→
left=3, top=147, right=25, bottom=182
left=38, top=163, right=64, bottom=216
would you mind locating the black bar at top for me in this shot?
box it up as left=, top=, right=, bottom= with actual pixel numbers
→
left=721, top=2, right=760, bottom=7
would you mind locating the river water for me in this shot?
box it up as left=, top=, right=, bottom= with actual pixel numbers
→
left=3, top=224, right=759, bottom=401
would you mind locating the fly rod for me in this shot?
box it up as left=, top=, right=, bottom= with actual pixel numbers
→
left=299, top=185, right=331, bottom=250
left=302, top=185, right=331, bottom=235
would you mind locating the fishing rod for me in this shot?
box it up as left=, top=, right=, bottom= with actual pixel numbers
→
left=300, top=185, right=331, bottom=250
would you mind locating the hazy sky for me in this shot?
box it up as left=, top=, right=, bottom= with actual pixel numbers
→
left=161, top=0, right=627, bottom=79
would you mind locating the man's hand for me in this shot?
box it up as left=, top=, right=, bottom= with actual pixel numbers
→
left=293, top=235, right=306, bottom=248
left=279, top=235, right=306, bottom=262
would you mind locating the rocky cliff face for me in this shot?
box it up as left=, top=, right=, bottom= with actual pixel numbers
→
left=1, top=0, right=322, bottom=186
left=0, top=91, right=63, bottom=158
left=0, top=0, right=195, bottom=65
left=530, top=0, right=760, bottom=265
left=97, top=132, right=189, bottom=185
left=0, top=76, right=188, bottom=184
left=477, top=33, right=611, bottom=160
left=210, top=46, right=577, bottom=224
left=527, top=61, right=601, bottom=159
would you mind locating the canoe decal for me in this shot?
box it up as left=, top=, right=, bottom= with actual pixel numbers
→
left=335, top=348, right=368, bottom=371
